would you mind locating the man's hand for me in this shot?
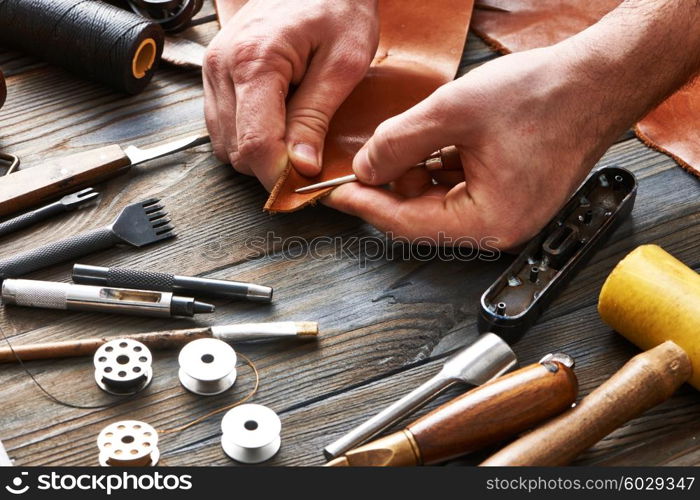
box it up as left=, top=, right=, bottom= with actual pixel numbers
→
left=326, top=0, right=700, bottom=250
left=204, top=0, right=379, bottom=189
left=325, top=47, right=610, bottom=250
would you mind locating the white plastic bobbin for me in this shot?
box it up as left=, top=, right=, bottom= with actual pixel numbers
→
left=221, top=404, right=281, bottom=464
left=97, top=420, right=159, bottom=467
left=94, top=339, right=153, bottom=395
left=178, top=338, right=237, bottom=395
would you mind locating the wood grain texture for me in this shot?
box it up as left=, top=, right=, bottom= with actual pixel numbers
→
left=0, top=8, right=699, bottom=467
left=0, top=145, right=131, bottom=217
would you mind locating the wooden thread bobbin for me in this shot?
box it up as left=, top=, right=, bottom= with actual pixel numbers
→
left=97, top=421, right=159, bottom=466
left=178, top=338, right=237, bottom=395
left=221, top=404, right=281, bottom=464
left=94, top=339, right=153, bottom=396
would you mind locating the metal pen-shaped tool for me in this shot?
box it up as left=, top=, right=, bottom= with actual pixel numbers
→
left=0, top=188, right=98, bottom=238
left=72, top=264, right=273, bottom=302
left=1, top=279, right=214, bottom=318
left=323, top=333, right=518, bottom=459
left=294, top=146, right=463, bottom=194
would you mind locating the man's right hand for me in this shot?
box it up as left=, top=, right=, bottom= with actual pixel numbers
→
left=203, top=0, right=379, bottom=190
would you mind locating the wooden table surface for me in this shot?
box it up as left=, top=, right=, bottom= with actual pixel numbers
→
left=1, top=4, right=699, bottom=467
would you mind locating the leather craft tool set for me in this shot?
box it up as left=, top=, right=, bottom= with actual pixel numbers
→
left=0, top=0, right=697, bottom=469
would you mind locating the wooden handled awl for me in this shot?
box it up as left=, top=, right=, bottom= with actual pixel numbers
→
left=326, top=354, right=578, bottom=466
left=0, top=321, right=318, bottom=363
left=482, top=245, right=700, bottom=466
left=0, top=134, right=210, bottom=217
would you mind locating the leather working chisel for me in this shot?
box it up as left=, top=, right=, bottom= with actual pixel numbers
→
left=0, top=134, right=210, bottom=217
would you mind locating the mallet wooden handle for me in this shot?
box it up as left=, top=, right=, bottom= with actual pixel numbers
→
left=481, top=341, right=692, bottom=466
left=0, top=146, right=131, bottom=217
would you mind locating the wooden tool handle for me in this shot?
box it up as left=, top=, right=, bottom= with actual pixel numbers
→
left=0, top=328, right=211, bottom=362
left=481, top=341, right=692, bottom=466
left=408, top=359, right=578, bottom=465
left=0, top=145, right=130, bottom=217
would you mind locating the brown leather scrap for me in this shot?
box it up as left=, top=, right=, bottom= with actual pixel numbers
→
left=216, top=0, right=475, bottom=212
left=472, top=0, right=700, bottom=178
left=635, top=81, right=700, bottom=178
left=471, top=1, right=620, bottom=53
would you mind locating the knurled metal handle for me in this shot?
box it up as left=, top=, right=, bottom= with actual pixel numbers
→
left=0, top=202, right=63, bottom=238
left=0, top=227, right=116, bottom=280
left=106, top=267, right=175, bottom=291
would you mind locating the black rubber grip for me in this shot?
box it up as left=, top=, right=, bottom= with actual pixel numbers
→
left=0, top=227, right=117, bottom=280
left=106, top=267, right=175, bottom=291
left=0, top=203, right=64, bottom=238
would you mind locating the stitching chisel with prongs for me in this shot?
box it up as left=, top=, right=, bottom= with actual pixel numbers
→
left=0, top=188, right=99, bottom=238
left=0, top=198, right=175, bottom=282
left=0, top=134, right=210, bottom=217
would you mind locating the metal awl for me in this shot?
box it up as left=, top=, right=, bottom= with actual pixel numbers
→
left=295, top=145, right=463, bottom=193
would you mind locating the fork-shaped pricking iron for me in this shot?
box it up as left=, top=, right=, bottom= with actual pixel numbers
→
left=0, top=198, right=175, bottom=281
left=0, top=188, right=99, bottom=238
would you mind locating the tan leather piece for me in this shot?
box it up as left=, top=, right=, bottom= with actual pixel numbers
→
left=635, top=81, right=700, bottom=178
left=215, top=0, right=475, bottom=212
left=471, top=1, right=620, bottom=53
left=472, top=0, right=700, bottom=178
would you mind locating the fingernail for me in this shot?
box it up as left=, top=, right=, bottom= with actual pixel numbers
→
left=353, top=147, right=374, bottom=183
left=292, top=143, right=319, bottom=167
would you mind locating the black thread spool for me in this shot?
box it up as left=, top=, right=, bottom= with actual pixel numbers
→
left=0, top=0, right=165, bottom=94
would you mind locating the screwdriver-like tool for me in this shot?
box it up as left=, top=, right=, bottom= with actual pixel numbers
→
left=323, top=333, right=517, bottom=459
left=0, top=188, right=99, bottom=238
left=0, top=134, right=210, bottom=217
left=294, top=146, right=463, bottom=194
left=326, top=354, right=577, bottom=466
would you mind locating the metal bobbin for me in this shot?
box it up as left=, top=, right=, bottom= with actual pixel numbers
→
left=94, top=339, right=153, bottom=395
left=97, top=420, right=159, bottom=467
left=221, top=404, right=281, bottom=464
left=178, top=338, right=237, bottom=395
